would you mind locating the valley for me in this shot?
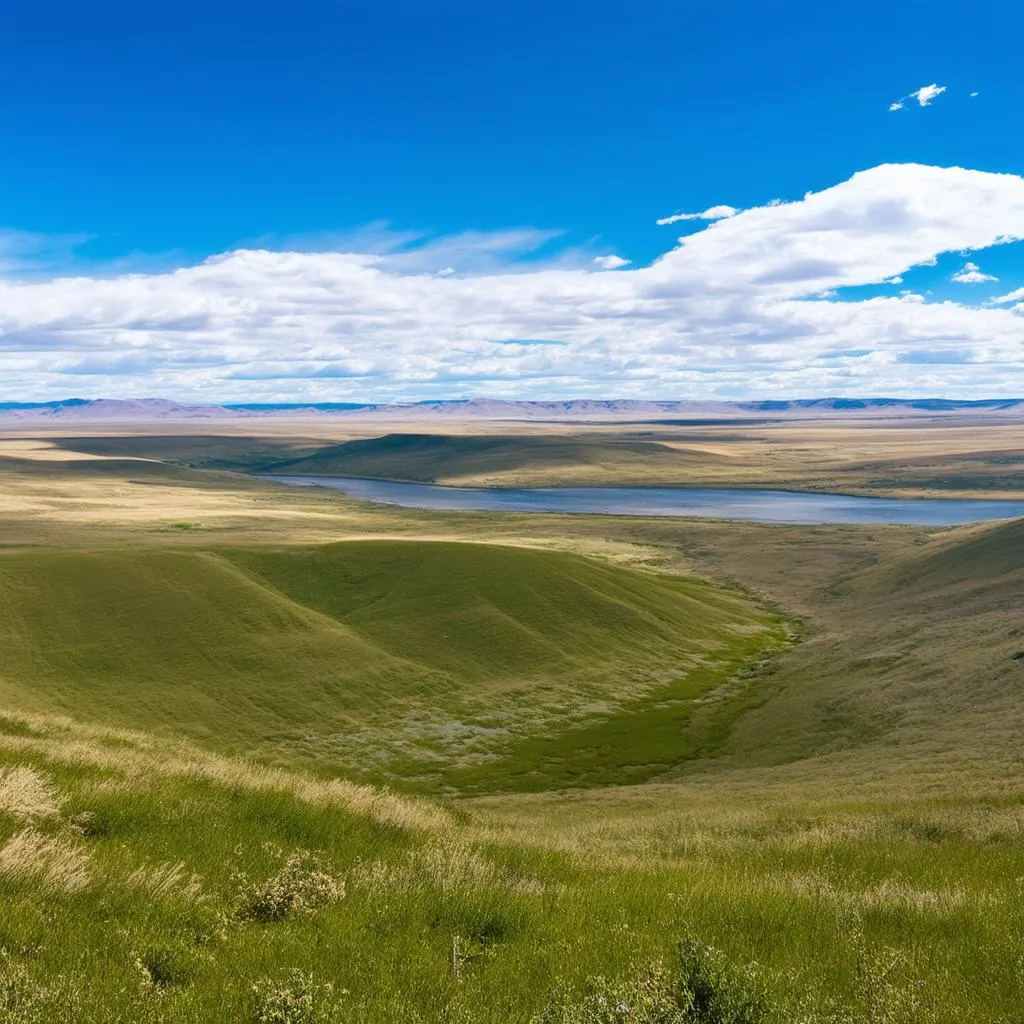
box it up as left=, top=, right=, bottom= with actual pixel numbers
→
left=1, top=411, right=1023, bottom=1022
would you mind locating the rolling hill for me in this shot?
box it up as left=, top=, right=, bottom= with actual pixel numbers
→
left=0, top=540, right=779, bottom=787
left=263, top=432, right=724, bottom=485
left=2, top=463, right=1023, bottom=1023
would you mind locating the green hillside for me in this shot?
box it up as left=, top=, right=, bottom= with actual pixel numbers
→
left=653, top=513, right=1024, bottom=784
left=0, top=541, right=780, bottom=788
left=265, top=432, right=720, bottom=485
left=2, top=473, right=1023, bottom=1022
left=888, top=515, right=1024, bottom=593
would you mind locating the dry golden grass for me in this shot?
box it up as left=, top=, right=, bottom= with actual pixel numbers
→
left=0, top=766, right=63, bottom=821
left=0, top=710, right=451, bottom=836
left=0, top=828, right=91, bottom=894
left=122, top=860, right=207, bottom=903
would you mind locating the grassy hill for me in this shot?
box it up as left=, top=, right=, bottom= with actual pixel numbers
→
left=6, top=704, right=1019, bottom=1024
left=0, top=541, right=781, bottom=789
left=578, top=512, right=1024, bottom=791
left=264, top=432, right=724, bottom=486
left=3, top=438, right=1024, bottom=1023
left=50, top=433, right=324, bottom=471
left=888, top=515, right=1024, bottom=593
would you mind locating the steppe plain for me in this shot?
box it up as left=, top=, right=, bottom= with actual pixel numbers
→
left=1, top=407, right=1023, bottom=1023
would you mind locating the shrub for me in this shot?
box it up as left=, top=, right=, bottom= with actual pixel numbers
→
left=531, top=941, right=776, bottom=1024
left=68, top=810, right=112, bottom=839
left=237, top=850, right=344, bottom=923
left=531, top=960, right=690, bottom=1024
left=675, top=936, right=775, bottom=1024
left=251, top=970, right=342, bottom=1024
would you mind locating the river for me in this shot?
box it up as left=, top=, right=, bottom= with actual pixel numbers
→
left=261, top=475, right=1024, bottom=526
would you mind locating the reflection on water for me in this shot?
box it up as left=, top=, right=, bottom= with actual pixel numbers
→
left=263, top=475, right=1024, bottom=526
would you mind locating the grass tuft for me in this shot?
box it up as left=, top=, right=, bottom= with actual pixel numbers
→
left=0, top=767, right=62, bottom=821
left=0, top=828, right=90, bottom=895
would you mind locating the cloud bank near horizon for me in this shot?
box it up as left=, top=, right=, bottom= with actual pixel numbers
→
left=1, top=162, right=1023, bottom=403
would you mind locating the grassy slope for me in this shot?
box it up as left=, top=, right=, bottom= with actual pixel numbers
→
left=0, top=453, right=255, bottom=486
left=49, top=433, right=326, bottom=471
left=2, top=444, right=1024, bottom=1021
left=2, top=706, right=1022, bottom=1024
left=0, top=541, right=780, bottom=789
left=715, top=516, right=1024, bottom=781
left=264, top=432, right=724, bottom=486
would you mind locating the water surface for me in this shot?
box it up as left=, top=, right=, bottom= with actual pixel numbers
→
left=264, top=475, right=1024, bottom=526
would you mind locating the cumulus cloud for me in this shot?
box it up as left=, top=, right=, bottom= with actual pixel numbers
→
left=989, top=286, right=1024, bottom=305
left=592, top=255, right=631, bottom=269
left=656, top=205, right=738, bottom=226
left=912, top=83, right=946, bottom=106
left=951, top=261, right=998, bottom=284
left=3, top=163, right=1024, bottom=401
left=889, top=83, right=946, bottom=111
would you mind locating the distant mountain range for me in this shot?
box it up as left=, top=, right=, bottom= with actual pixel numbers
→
left=1, top=396, right=1023, bottom=421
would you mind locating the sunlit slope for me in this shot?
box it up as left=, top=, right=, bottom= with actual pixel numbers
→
left=222, top=541, right=757, bottom=681
left=0, top=548, right=415, bottom=739
left=0, top=541, right=777, bottom=785
left=266, top=432, right=723, bottom=485
left=714, top=515, right=1024, bottom=779
left=889, top=515, right=1024, bottom=596
left=5, top=708, right=1020, bottom=1024
left=51, top=433, right=323, bottom=470
left=0, top=452, right=251, bottom=486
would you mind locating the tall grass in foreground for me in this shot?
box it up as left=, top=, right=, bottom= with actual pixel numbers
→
left=1, top=712, right=1022, bottom=1023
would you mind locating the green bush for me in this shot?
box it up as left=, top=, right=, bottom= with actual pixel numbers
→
left=675, top=936, right=775, bottom=1024
left=132, top=944, right=194, bottom=989
left=236, top=851, right=345, bottom=924
left=251, top=970, right=342, bottom=1024
left=531, top=941, right=775, bottom=1024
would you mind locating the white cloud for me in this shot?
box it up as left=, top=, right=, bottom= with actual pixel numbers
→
left=656, top=205, right=738, bottom=226
left=951, top=261, right=999, bottom=284
left=912, top=83, right=946, bottom=106
left=889, top=83, right=946, bottom=111
left=4, top=163, right=1024, bottom=402
left=592, top=255, right=631, bottom=270
left=989, top=286, right=1024, bottom=304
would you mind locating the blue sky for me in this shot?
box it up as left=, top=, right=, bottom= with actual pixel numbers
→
left=1, top=0, right=1023, bottom=401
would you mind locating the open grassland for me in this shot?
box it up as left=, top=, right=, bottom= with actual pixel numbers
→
left=1, top=426, right=1024, bottom=1021
left=2, top=713, right=1023, bottom=1024
left=261, top=424, right=1024, bottom=496
left=261, top=432, right=724, bottom=487
left=0, top=540, right=783, bottom=789
left=7, top=406, right=1024, bottom=496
